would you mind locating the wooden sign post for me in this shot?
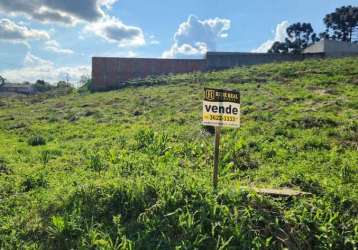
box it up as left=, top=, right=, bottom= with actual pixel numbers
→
left=202, top=88, right=241, bottom=190
left=213, top=126, right=221, bottom=190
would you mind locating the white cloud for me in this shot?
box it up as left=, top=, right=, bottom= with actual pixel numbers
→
left=150, top=40, right=159, bottom=45
left=149, top=35, right=159, bottom=45
left=45, top=40, right=59, bottom=47
left=100, top=0, right=118, bottom=10
left=162, top=42, right=208, bottom=59
left=252, top=21, right=289, bottom=53
left=0, top=0, right=118, bottom=25
left=1, top=52, right=89, bottom=83
left=252, top=40, right=275, bottom=54
left=0, top=1, right=146, bottom=48
left=0, top=19, right=50, bottom=42
left=23, top=52, right=53, bottom=67
left=44, top=40, right=74, bottom=54
left=84, top=16, right=145, bottom=47
left=127, top=51, right=136, bottom=57
left=274, top=21, right=290, bottom=42
left=162, top=15, right=231, bottom=58
left=89, top=50, right=138, bottom=58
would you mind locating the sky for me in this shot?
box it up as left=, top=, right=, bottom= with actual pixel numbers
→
left=0, top=0, right=357, bottom=83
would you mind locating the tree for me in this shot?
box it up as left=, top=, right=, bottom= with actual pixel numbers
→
left=35, top=79, right=46, bottom=85
left=0, top=75, right=6, bottom=86
left=324, top=5, right=358, bottom=43
left=319, top=32, right=330, bottom=40
left=268, top=41, right=289, bottom=54
left=269, top=22, right=318, bottom=54
left=79, top=75, right=91, bottom=88
left=33, top=79, right=52, bottom=92
left=56, top=81, right=70, bottom=88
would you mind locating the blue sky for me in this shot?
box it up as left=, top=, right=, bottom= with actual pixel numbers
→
left=0, top=0, right=357, bottom=83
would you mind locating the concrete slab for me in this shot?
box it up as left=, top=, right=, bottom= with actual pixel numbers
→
left=241, top=187, right=312, bottom=197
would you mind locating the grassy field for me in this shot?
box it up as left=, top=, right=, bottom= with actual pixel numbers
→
left=0, top=57, right=357, bottom=249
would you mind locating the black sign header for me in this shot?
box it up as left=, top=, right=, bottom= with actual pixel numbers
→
left=204, top=88, right=240, bottom=103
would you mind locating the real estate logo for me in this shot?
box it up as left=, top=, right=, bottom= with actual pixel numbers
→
left=205, top=89, right=216, bottom=101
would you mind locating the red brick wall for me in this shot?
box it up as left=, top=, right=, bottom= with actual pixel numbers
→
left=92, top=57, right=207, bottom=91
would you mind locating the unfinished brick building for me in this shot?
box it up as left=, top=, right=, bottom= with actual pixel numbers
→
left=91, top=57, right=206, bottom=91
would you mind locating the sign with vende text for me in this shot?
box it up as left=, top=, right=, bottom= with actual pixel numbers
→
left=202, top=88, right=240, bottom=128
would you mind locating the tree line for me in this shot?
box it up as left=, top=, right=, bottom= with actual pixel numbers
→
left=269, top=5, right=358, bottom=54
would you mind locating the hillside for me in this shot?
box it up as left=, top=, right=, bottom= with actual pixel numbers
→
left=0, top=57, right=357, bottom=249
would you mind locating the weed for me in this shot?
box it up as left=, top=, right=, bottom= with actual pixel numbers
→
left=87, top=152, right=108, bottom=173
left=288, top=174, right=323, bottom=194
left=223, top=141, right=260, bottom=171
left=28, top=135, right=46, bottom=146
left=340, top=165, right=353, bottom=183
left=40, top=149, right=62, bottom=165
left=303, top=137, right=331, bottom=150
left=134, top=129, right=155, bottom=150
left=21, top=172, right=48, bottom=191
left=288, top=116, right=339, bottom=129
left=0, top=157, right=11, bottom=175
left=201, top=125, right=215, bottom=135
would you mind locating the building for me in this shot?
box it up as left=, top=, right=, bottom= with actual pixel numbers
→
left=0, top=84, right=36, bottom=95
left=91, top=40, right=358, bottom=91
left=91, top=57, right=207, bottom=91
left=303, top=39, right=358, bottom=57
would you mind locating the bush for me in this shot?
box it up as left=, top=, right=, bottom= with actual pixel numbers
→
left=56, top=81, right=72, bottom=89
left=33, top=80, right=54, bottom=92
left=78, top=76, right=92, bottom=92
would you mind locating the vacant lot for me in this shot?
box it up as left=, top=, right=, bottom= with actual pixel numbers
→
left=0, top=57, right=357, bottom=249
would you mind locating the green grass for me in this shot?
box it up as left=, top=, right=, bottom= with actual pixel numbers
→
left=0, top=57, right=358, bottom=249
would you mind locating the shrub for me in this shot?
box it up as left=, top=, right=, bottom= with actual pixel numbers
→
left=33, top=80, right=53, bottom=92
left=80, top=77, right=99, bottom=93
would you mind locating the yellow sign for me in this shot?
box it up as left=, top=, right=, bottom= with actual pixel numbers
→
left=202, top=88, right=240, bottom=128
